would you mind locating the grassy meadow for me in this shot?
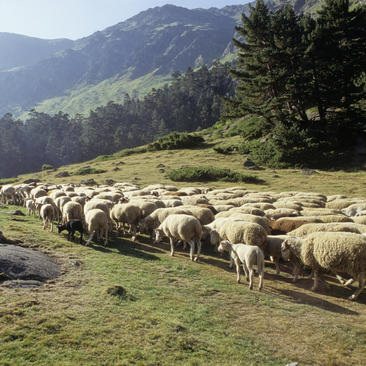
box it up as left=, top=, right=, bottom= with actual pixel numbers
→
left=1, top=134, right=366, bottom=365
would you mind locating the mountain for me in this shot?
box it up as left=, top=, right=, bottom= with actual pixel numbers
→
left=0, top=33, right=74, bottom=71
left=0, top=4, right=252, bottom=117
left=0, top=0, right=337, bottom=117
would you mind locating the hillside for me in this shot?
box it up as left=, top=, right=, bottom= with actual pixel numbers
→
left=0, top=4, right=250, bottom=117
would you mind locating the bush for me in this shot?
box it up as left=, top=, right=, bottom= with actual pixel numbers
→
left=42, top=164, right=54, bottom=171
left=113, top=146, right=147, bottom=158
left=213, top=146, right=236, bottom=155
left=168, top=166, right=264, bottom=184
left=147, top=132, right=205, bottom=151
left=72, top=167, right=106, bottom=176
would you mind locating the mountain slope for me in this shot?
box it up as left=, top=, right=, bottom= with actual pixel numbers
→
left=0, top=4, right=251, bottom=117
left=0, top=33, right=74, bottom=71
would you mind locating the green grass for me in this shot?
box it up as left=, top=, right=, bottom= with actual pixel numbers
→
left=1, top=205, right=366, bottom=365
left=72, top=167, right=106, bottom=176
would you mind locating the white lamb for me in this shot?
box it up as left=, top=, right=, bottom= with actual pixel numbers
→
left=154, top=214, right=202, bottom=261
left=40, top=204, right=55, bottom=232
left=218, top=240, right=264, bottom=291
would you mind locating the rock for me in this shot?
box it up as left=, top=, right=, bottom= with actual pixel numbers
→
left=80, top=178, right=97, bottom=186
left=0, top=244, right=61, bottom=285
left=23, top=178, right=40, bottom=184
left=243, top=158, right=263, bottom=170
left=7, top=210, right=25, bottom=216
left=156, top=163, right=165, bottom=168
left=301, top=168, right=314, bottom=175
left=55, top=171, right=70, bottom=178
left=159, top=169, right=165, bottom=173
left=105, top=179, right=115, bottom=186
left=113, top=167, right=120, bottom=171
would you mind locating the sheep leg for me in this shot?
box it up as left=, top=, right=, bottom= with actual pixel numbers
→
left=104, top=226, right=108, bottom=247
left=189, top=240, right=195, bottom=261
left=235, top=259, right=241, bottom=283
left=131, top=225, right=137, bottom=242
left=242, top=261, right=250, bottom=283
left=248, top=267, right=254, bottom=290
left=229, top=256, right=234, bottom=269
left=86, top=230, right=95, bottom=246
left=292, top=263, right=300, bottom=282
left=79, top=230, right=83, bottom=244
left=258, top=270, right=264, bottom=291
left=42, top=219, right=47, bottom=230
left=349, top=274, right=365, bottom=301
left=194, top=240, right=201, bottom=262
left=274, top=257, right=280, bottom=275
left=311, top=270, right=319, bottom=291
left=50, top=221, right=53, bottom=232
left=169, top=238, right=175, bottom=256
left=344, top=278, right=355, bottom=286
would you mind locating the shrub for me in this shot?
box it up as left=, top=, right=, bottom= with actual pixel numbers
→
left=113, top=146, right=147, bottom=158
left=42, top=164, right=54, bottom=171
left=168, top=166, right=264, bottom=184
left=72, top=167, right=106, bottom=176
left=213, top=146, right=236, bottom=155
left=147, top=132, right=205, bottom=151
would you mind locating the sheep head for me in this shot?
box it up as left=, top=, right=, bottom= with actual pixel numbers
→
left=218, top=240, right=231, bottom=253
left=154, top=229, right=164, bottom=243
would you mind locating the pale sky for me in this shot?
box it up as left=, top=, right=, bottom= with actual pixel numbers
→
left=0, top=0, right=250, bottom=40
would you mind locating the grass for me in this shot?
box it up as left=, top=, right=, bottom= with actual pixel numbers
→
left=1, top=205, right=366, bottom=365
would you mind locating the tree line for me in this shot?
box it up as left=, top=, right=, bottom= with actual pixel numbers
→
left=0, top=63, right=234, bottom=178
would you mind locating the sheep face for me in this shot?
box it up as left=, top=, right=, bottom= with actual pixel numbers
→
left=281, top=240, right=291, bottom=261
left=154, top=229, right=164, bottom=243
left=218, top=240, right=230, bottom=253
left=57, top=225, right=66, bottom=234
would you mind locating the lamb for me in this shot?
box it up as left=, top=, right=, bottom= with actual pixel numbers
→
left=154, top=214, right=202, bottom=261
left=40, top=204, right=55, bottom=232
left=281, top=232, right=366, bottom=300
left=62, top=201, right=83, bottom=224
left=110, top=203, right=142, bottom=240
left=25, top=199, right=36, bottom=216
left=218, top=240, right=264, bottom=290
left=85, top=209, right=109, bottom=246
left=57, top=219, right=84, bottom=243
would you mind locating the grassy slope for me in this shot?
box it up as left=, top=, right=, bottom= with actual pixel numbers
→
left=2, top=133, right=366, bottom=365
left=23, top=70, right=171, bottom=118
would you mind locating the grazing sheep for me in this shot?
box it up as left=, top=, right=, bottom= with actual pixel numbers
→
left=85, top=209, right=109, bottom=246
left=110, top=203, right=142, bottom=240
left=264, top=235, right=291, bottom=275
left=210, top=221, right=267, bottom=250
left=40, top=204, right=55, bottom=232
left=58, top=219, right=84, bottom=243
left=155, top=214, right=202, bottom=261
left=62, top=201, right=83, bottom=224
left=281, top=232, right=366, bottom=300
left=288, top=222, right=366, bottom=237
left=0, top=185, right=15, bottom=204
left=265, top=208, right=299, bottom=221
left=218, top=240, right=264, bottom=290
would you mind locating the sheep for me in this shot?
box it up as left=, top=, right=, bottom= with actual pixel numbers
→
left=40, top=204, right=55, bottom=232
left=300, top=208, right=342, bottom=216
left=0, top=185, right=15, bottom=204
left=55, top=196, right=72, bottom=221
left=218, top=213, right=271, bottom=234
left=110, top=203, right=142, bottom=240
left=288, top=222, right=366, bottom=237
left=85, top=209, right=109, bottom=246
left=83, top=198, right=114, bottom=220
left=58, top=219, right=84, bottom=243
left=265, top=208, right=299, bottom=220
left=210, top=221, right=267, bottom=250
left=264, top=235, right=292, bottom=275
left=154, top=214, right=202, bottom=261
left=25, top=199, right=36, bottom=216
left=62, top=201, right=83, bottom=224
left=342, top=203, right=366, bottom=217
left=218, top=240, right=264, bottom=290
left=281, top=232, right=366, bottom=300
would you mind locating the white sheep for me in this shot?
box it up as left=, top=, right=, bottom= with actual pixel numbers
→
left=40, top=204, right=55, bottom=232
left=0, top=185, right=15, bottom=204
left=154, top=214, right=202, bottom=261
left=25, top=199, right=36, bottom=216
left=281, top=232, right=366, bottom=300
left=218, top=240, right=264, bottom=290
left=110, top=203, right=142, bottom=240
left=62, top=201, right=83, bottom=223
left=264, top=235, right=291, bottom=275
left=85, top=209, right=109, bottom=246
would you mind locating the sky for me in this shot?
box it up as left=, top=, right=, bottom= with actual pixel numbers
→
left=0, top=0, right=250, bottom=40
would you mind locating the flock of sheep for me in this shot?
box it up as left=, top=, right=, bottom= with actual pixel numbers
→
left=1, top=181, right=366, bottom=301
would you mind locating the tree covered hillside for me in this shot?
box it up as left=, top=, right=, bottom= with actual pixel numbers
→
left=0, top=64, right=233, bottom=178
